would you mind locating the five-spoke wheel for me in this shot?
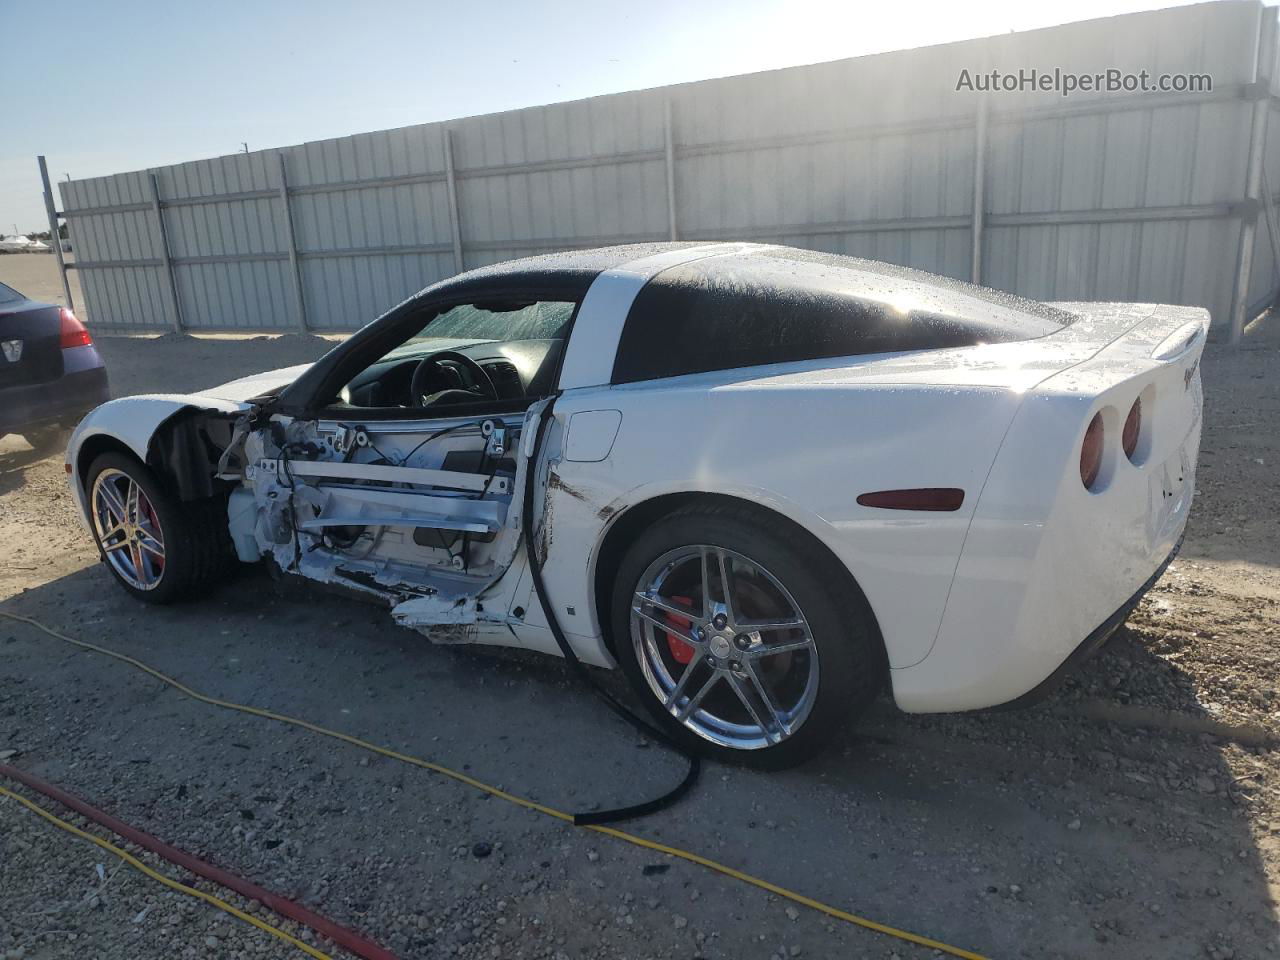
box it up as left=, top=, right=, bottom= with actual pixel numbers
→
left=612, top=504, right=884, bottom=767
left=85, top=451, right=237, bottom=603
left=92, top=467, right=167, bottom=591
left=632, top=545, right=819, bottom=750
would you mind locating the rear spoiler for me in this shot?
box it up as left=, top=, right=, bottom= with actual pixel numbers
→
left=1150, top=320, right=1206, bottom=362
left=1046, top=302, right=1210, bottom=368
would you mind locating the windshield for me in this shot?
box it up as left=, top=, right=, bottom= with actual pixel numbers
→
left=0, top=281, right=24, bottom=304
left=337, top=297, right=578, bottom=410
left=404, top=300, right=574, bottom=346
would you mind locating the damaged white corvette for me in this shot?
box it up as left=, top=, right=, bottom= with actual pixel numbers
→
left=65, top=243, right=1206, bottom=765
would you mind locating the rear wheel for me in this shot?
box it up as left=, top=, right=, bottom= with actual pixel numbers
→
left=611, top=504, right=884, bottom=768
left=86, top=452, right=234, bottom=603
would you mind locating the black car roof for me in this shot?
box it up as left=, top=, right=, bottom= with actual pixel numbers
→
left=429, top=241, right=1074, bottom=329
left=429, top=242, right=708, bottom=300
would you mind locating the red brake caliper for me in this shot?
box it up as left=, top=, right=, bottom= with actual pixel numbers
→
left=664, top=595, right=695, bottom=664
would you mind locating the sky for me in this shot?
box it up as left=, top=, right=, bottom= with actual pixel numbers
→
left=1, top=0, right=1202, bottom=233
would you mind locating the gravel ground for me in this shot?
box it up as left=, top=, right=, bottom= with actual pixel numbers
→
left=0, top=317, right=1278, bottom=960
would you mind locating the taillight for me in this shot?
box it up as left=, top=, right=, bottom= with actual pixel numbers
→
left=59, top=308, right=92, bottom=349
left=1080, top=413, right=1104, bottom=489
left=1122, top=397, right=1141, bottom=461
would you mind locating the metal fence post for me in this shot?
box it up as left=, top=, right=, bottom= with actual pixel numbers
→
left=443, top=128, right=465, bottom=275
left=1229, top=6, right=1277, bottom=344
left=36, top=156, right=75, bottom=312
left=970, top=97, right=989, bottom=285
left=664, top=97, right=679, bottom=241
left=148, top=173, right=183, bottom=332
left=275, top=152, right=308, bottom=332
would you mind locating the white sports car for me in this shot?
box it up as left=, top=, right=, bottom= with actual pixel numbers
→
left=65, top=243, right=1206, bottom=766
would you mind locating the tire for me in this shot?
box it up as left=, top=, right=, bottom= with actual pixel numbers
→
left=610, top=503, right=885, bottom=769
left=85, top=451, right=236, bottom=604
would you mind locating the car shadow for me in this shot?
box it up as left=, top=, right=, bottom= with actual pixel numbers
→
left=0, top=437, right=63, bottom=496
left=2, top=563, right=1272, bottom=959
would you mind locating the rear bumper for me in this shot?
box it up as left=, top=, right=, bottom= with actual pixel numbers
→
left=992, top=536, right=1181, bottom=710
left=0, top=354, right=110, bottom=434
left=889, top=505, right=1191, bottom=713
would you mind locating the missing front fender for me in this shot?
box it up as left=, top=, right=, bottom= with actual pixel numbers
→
left=146, top=410, right=240, bottom=501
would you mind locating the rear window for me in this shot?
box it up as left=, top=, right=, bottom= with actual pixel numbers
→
left=612, top=248, right=1076, bottom=384
left=0, top=282, right=23, bottom=304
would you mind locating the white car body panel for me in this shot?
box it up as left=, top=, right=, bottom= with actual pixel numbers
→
left=64, top=244, right=1208, bottom=715
left=203, top=363, right=314, bottom=402
left=522, top=372, right=1024, bottom=672
left=892, top=306, right=1205, bottom=710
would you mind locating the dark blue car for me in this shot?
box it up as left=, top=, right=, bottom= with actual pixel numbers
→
left=0, top=280, right=109, bottom=449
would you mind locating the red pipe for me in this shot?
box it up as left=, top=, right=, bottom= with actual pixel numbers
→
left=0, top=763, right=399, bottom=960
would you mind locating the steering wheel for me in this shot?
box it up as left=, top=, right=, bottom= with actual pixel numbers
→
left=409, top=350, right=499, bottom=408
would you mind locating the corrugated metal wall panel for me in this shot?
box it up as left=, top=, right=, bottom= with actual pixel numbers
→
left=172, top=260, right=291, bottom=330
left=77, top=265, right=169, bottom=327
left=1245, top=102, right=1280, bottom=309
left=58, top=1, right=1271, bottom=335
left=299, top=252, right=455, bottom=331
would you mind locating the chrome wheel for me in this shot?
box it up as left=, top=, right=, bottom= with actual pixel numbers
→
left=630, top=545, right=819, bottom=750
left=91, top=468, right=166, bottom=591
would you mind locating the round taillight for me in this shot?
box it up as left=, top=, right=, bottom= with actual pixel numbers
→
left=1080, top=413, right=1104, bottom=489
left=1122, top=397, right=1142, bottom=461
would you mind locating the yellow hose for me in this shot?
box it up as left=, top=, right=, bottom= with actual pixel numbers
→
left=0, top=784, right=333, bottom=960
left=0, top=609, right=988, bottom=960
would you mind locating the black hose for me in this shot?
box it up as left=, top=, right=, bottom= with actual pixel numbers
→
left=521, top=397, right=700, bottom=826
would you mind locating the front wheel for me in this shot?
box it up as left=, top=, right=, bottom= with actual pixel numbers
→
left=86, top=452, right=234, bottom=604
left=610, top=504, right=885, bottom=768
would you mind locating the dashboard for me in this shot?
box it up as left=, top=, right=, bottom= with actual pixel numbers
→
left=339, top=338, right=562, bottom=409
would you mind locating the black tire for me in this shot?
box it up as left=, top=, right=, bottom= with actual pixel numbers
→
left=85, top=451, right=236, bottom=604
left=611, top=502, right=885, bottom=769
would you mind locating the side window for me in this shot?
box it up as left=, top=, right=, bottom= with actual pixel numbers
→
left=611, top=271, right=900, bottom=384
left=335, top=298, right=576, bottom=411
left=611, top=250, right=1073, bottom=384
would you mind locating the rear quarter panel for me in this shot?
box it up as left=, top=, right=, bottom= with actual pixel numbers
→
left=526, top=365, right=1024, bottom=670
left=893, top=308, right=1207, bottom=711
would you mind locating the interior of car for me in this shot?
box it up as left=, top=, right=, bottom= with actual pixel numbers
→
left=330, top=299, right=576, bottom=413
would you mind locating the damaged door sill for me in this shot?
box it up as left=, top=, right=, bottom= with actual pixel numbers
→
left=391, top=592, right=481, bottom=627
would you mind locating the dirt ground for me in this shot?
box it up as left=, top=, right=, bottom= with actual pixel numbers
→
left=0, top=254, right=83, bottom=314
left=0, top=260, right=1278, bottom=959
